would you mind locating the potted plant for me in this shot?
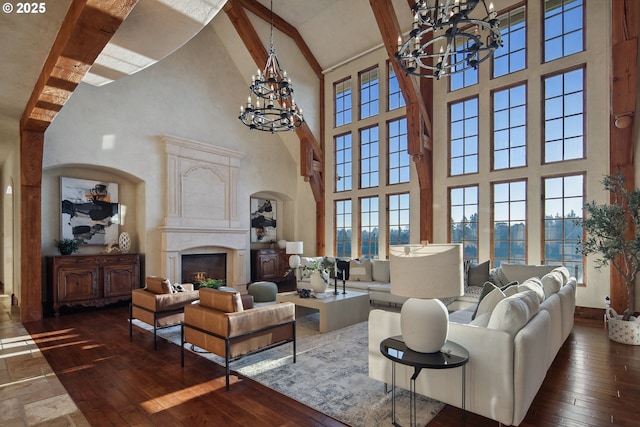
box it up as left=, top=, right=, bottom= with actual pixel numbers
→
left=197, top=278, right=224, bottom=289
left=55, top=238, right=80, bottom=255
left=578, top=172, right=640, bottom=344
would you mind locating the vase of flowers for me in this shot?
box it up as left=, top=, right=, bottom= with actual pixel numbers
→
left=303, top=259, right=332, bottom=293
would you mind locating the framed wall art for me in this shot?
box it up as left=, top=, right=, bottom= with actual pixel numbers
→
left=250, top=197, right=277, bottom=243
left=60, top=177, right=120, bottom=245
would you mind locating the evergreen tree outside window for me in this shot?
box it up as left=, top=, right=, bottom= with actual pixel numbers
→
left=360, top=196, right=379, bottom=259
left=388, top=193, right=410, bottom=248
left=450, top=185, right=479, bottom=263
left=493, top=180, right=527, bottom=266
left=335, top=199, right=352, bottom=258
left=543, top=174, right=584, bottom=282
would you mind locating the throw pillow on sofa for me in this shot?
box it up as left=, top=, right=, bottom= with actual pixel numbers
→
left=540, top=271, right=563, bottom=298
left=349, top=259, right=372, bottom=281
left=551, top=266, right=571, bottom=285
left=467, top=260, right=491, bottom=287
left=474, top=285, right=506, bottom=320
left=472, top=281, right=519, bottom=319
left=518, top=278, right=545, bottom=303
left=487, top=290, right=540, bottom=337
left=500, top=263, right=558, bottom=284
left=371, top=259, right=390, bottom=282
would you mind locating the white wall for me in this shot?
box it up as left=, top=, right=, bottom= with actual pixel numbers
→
left=43, top=23, right=315, bottom=282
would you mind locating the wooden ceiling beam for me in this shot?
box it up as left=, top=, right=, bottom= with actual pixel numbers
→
left=21, top=0, right=138, bottom=132
left=369, top=0, right=433, bottom=149
left=237, top=0, right=323, bottom=79
left=225, top=0, right=324, bottom=202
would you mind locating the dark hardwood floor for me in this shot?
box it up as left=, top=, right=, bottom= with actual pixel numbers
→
left=24, top=306, right=640, bottom=427
left=431, top=317, right=640, bottom=427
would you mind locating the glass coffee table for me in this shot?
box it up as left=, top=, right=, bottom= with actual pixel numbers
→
left=380, top=336, right=469, bottom=427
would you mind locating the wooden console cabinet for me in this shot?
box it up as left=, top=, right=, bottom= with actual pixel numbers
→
left=250, top=248, right=296, bottom=292
left=48, top=254, right=140, bottom=315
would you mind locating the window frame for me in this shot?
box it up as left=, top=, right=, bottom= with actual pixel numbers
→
left=359, top=195, right=380, bottom=259
left=542, top=0, right=585, bottom=63
left=359, top=124, right=380, bottom=189
left=541, top=172, right=585, bottom=284
left=387, top=192, right=410, bottom=252
left=449, top=95, right=480, bottom=177
left=334, top=132, right=353, bottom=193
left=491, top=81, right=528, bottom=171
left=491, top=179, right=528, bottom=266
left=387, top=117, right=410, bottom=185
left=334, top=77, right=352, bottom=128
left=492, top=3, right=527, bottom=79
left=542, top=64, right=586, bottom=165
left=358, top=65, right=380, bottom=120
left=334, top=198, right=353, bottom=259
left=387, top=60, right=406, bottom=112
left=448, top=184, right=480, bottom=263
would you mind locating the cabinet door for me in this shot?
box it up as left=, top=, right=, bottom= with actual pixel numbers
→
left=258, top=253, right=279, bottom=280
left=104, top=264, right=137, bottom=297
left=57, top=267, right=99, bottom=303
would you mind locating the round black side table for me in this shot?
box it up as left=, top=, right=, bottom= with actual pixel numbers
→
left=380, top=336, right=469, bottom=427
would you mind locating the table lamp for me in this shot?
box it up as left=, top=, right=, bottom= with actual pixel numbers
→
left=286, top=241, right=303, bottom=279
left=390, top=243, right=463, bottom=353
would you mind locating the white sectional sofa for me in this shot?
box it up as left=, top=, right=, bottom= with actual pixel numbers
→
left=368, top=265, right=577, bottom=426
left=299, top=257, right=404, bottom=305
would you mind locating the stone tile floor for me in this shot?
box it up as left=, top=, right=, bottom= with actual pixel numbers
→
left=0, top=295, right=89, bottom=426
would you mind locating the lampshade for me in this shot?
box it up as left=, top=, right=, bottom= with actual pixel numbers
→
left=285, top=241, right=303, bottom=255
left=390, top=244, right=464, bottom=299
left=390, top=243, right=463, bottom=353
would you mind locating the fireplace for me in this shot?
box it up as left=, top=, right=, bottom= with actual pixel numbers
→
left=158, top=136, right=248, bottom=290
left=181, top=253, right=226, bottom=285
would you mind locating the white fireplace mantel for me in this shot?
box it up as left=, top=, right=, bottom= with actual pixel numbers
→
left=159, top=136, right=249, bottom=287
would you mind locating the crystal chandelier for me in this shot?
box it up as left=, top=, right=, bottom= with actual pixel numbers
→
left=395, top=0, right=502, bottom=79
left=238, top=0, right=304, bottom=133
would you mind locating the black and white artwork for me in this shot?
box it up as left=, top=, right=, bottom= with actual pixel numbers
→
left=250, top=198, right=276, bottom=243
left=61, top=177, right=119, bottom=245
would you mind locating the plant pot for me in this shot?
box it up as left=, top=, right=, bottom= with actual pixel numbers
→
left=310, top=271, right=328, bottom=293
left=606, top=308, right=640, bottom=345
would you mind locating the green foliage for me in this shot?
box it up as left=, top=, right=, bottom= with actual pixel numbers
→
left=197, top=278, right=224, bottom=289
left=578, top=173, right=640, bottom=320
left=55, top=238, right=80, bottom=255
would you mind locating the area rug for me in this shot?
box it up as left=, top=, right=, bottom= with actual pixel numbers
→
left=133, top=313, right=444, bottom=426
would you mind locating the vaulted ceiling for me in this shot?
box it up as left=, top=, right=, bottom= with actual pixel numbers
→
left=0, top=0, right=411, bottom=163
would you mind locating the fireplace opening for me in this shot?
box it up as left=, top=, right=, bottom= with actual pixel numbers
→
left=181, top=253, right=227, bottom=286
